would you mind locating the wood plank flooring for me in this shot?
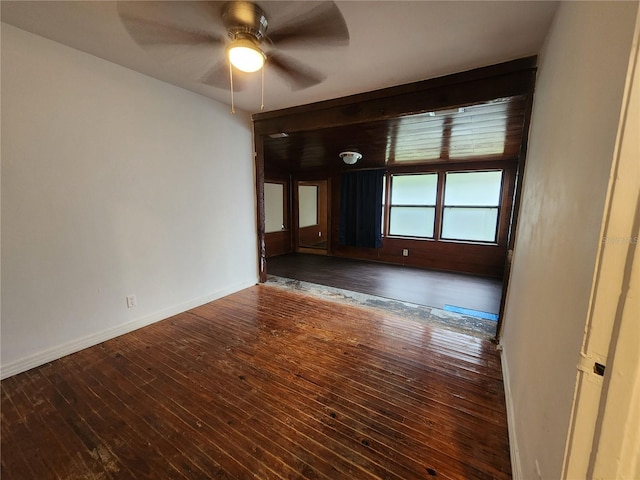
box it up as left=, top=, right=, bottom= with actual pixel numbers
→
left=1, top=285, right=511, bottom=480
left=266, top=253, right=503, bottom=315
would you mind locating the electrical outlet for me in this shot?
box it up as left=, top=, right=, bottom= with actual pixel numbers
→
left=402, top=249, right=409, bottom=257
left=126, top=295, right=137, bottom=308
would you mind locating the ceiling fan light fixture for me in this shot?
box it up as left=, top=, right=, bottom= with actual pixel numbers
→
left=340, top=151, right=362, bottom=165
left=227, top=38, right=266, bottom=73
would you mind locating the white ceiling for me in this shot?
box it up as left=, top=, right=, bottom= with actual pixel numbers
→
left=1, top=1, right=558, bottom=114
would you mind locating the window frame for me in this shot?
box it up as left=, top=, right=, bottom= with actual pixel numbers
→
left=264, top=179, right=289, bottom=233
left=298, top=183, right=319, bottom=228
left=382, top=164, right=513, bottom=246
left=386, top=173, right=439, bottom=239
left=440, top=170, right=504, bottom=243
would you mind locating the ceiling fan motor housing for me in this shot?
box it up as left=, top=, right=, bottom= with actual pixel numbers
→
left=222, top=1, right=268, bottom=42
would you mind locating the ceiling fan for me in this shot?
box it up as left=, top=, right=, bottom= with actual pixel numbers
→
left=117, top=1, right=349, bottom=102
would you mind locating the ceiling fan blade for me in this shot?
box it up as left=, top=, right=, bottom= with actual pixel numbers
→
left=119, top=14, right=226, bottom=47
left=267, top=52, right=326, bottom=90
left=266, top=1, right=349, bottom=48
left=200, top=61, right=248, bottom=91
left=117, top=1, right=227, bottom=46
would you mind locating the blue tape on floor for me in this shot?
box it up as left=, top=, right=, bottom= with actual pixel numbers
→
left=443, top=305, right=499, bottom=321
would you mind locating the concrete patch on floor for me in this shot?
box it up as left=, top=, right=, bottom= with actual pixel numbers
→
left=265, top=275, right=497, bottom=339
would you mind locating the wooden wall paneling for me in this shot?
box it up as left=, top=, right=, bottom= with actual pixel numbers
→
left=292, top=178, right=300, bottom=252
left=331, top=239, right=507, bottom=278
left=265, top=231, right=292, bottom=258
left=319, top=180, right=329, bottom=248
left=254, top=57, right=537, bottom=135
left=260, top=95, right=528, bottom=175
left=255, top=74, right=533, bottom=143
left=497, top=165, right=517, bottom=247
left=506, top=87, right=536, bottom=251
left=496, top=86, right=537, bottom=336
left=325, top=177, right=332, bottom=252
left=330, top=172, right=342, bottom=254
left=255, top=129, right=266, bottom=282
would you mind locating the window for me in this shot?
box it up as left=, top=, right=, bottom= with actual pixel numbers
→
left=441, top=171, right=502, bottom=242
left=388, top=174, right=438, bottom=238
left=381, top=169, right=506, bottom=244
left=264, top=182, right=286, bottom=233
left=298, top=185, right=318, bottom=228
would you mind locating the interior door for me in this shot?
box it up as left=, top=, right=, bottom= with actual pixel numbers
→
left=295, top=180, right=328, bottom=254
left=264, top=179, right=291, bottom=257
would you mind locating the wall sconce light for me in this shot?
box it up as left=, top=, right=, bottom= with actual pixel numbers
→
left=339, top=151, right=362, bottom=165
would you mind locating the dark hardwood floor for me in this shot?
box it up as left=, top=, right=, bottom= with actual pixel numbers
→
left=1, top=285, right=512, bottom=480
left=267, top=253, right=503, bottom=315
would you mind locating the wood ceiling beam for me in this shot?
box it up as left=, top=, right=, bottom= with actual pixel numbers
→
left=253, top=56, right=537, bottom=135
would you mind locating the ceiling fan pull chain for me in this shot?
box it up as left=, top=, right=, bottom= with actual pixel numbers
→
left=261, top=65, right=265, bottom=111
left=229, top=62, right=236, bottom=114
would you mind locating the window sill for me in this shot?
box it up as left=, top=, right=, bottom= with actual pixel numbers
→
left=383, top=235, right=499, bottom=247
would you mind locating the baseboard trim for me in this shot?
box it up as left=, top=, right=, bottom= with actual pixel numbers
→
left=0, top=280, right=256, bottom=380
left=501, top=343, right=523, bottom=479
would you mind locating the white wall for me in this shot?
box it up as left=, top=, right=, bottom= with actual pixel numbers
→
left=1, top=24, right=258, bottom=378
left=567, top=10, right=640, bottom=476
left=500, top=2, right=638, bottom=479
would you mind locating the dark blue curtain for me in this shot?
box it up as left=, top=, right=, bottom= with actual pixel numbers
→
left=339, top=169, right=385, bottom=248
